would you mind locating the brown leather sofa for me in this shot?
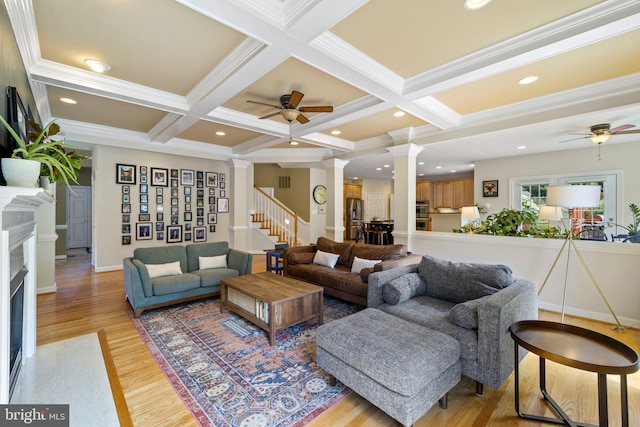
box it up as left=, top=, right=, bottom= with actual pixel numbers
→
left=282, top=237, right=421, bottom=305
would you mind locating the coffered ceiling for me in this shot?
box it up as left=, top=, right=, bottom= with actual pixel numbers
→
left=4, top=0, right=640, bottom=179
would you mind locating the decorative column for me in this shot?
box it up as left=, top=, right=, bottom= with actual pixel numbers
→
left=227, top=159, right=252, bottom=251
left=387, top=143, right=423, bottom=246
left=321, top=159, right=349, bottom=242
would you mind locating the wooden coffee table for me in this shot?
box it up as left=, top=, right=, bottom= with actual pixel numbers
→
left=220, top=272, right=323, bottom=345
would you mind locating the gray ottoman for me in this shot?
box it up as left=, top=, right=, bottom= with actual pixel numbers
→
left=316, top=308, right=461, bottom=427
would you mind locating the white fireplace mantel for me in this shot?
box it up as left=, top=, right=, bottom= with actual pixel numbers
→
left=0, top=186, right=54, bottom=403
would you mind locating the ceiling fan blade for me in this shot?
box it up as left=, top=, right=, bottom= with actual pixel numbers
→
left=247, top=100, right=281, bottom=109
left=614, top=129, right=640, bottom=135
left=609, top=124, right=636, bottom=133
left=559, top=136, right=588, bottom=143
left=288, top=91, right=304, bottom=108
left=299, top=106, right=333, bottom=113
left=258, top=112, right=281, bottom=120
left=296, top=114, right=310, bottom=124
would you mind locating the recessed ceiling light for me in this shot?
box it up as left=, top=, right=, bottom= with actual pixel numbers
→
left=331, top=130, right=341, bottom=135
left=517, top=145, right=526, bottom=150
left=451, top=170, right=457, bottom=173
left=289, top=140, right=299, bottom=146
left=60, top=97, right=77, bottom=104
left=383, top=164, right=390, bottom=168
left=469, top=163, right=475, bottom=167
left=418, top=173, right=424, bottom=176
left=393, top=111, right=405, bottom=117
left=436, top=166, right=442, bottom=169
left=464, top=0, right=491, bottom=10
left=418, top=161, right=424, bottom=165
left=353, top=176, right=358, bottom=180
left=84, top=59, right=111, bottom=73
left=215, top=131, right=226, bottom=136
left=518, top=76, right=538, bottom=85
left=376, top=167, right=382, bottom=171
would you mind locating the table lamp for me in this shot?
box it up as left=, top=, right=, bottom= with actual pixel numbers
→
left=538, top=185, right=623, bottom=330
left=461, top=206, right=480, bottom=227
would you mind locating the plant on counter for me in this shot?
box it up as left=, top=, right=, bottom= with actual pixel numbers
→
left=454, top=208, right=566, bottom=239
left=608, top=203, right=640, bottom=235
left=0, top=115, right=87, bottom=186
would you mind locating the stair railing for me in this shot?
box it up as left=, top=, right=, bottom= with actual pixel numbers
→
left=253, top=186, right=301, bottom=246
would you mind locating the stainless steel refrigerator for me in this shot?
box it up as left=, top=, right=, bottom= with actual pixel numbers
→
left=345, top=198, right=363, bottom=241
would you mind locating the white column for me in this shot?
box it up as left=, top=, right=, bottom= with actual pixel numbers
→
left=387, top=143, right=423, bottom=246
left=321, top=159, right=349, bottom=242
left=227, top=159, right=252, bottom=251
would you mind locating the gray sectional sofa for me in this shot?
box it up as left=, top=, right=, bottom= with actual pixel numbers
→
left=366, top=255, right=538, bottom=394
left=123, top=241, right=252, bottom=317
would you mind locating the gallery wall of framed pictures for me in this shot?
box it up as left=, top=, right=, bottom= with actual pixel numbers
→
left=117, top=163, right=228, bottom=245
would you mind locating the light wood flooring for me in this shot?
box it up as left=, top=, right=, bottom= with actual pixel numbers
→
left=40, top=250, right=639, bottom=426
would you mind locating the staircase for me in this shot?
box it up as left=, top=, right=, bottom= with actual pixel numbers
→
left=253, top=187, right=307, bottom=247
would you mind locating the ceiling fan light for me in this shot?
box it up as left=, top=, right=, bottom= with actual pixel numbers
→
left=589, top=133, right=610, bottom=144
left=280, top=109, right=300, bottom=122
left=464, top=0, right=491, bottom=10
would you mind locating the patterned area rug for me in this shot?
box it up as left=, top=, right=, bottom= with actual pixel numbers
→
left=133, top=296, right=361, bottom=427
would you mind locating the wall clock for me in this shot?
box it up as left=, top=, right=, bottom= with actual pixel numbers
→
left=313, top=185, right=327, bottom=204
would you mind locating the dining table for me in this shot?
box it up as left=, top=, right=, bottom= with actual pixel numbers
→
left=365, top=220, right=394, bottom=245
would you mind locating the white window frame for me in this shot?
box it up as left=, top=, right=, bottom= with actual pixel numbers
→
left=509, top=171, right=622, bottom=236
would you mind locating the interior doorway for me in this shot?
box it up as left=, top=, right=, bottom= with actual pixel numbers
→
left=366, top=192, right=388, bottom=220
left=66, top=186, right=92, bottom=250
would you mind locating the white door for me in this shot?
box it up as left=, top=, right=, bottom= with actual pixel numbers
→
left=67, top=186, right=91, bottom=249
left=366, top=192, right=388, bottom=220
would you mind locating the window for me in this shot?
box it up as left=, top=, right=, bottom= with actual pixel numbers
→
left=510, top=172, right=620, bottom=237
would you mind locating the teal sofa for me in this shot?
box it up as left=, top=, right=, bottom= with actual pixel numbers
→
left=123, top=241, right=252, bottom=317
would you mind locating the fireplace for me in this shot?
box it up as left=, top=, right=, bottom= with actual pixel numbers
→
left=9, top=265, right=26, bottom=398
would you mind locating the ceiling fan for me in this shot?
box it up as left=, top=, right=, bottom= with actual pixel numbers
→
left=246, top=90, right=333, bottom=124
left=560, top=123, right=640, bottom=145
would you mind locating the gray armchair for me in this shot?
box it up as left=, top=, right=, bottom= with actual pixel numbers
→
left=367, top=257, right=538, bottom=393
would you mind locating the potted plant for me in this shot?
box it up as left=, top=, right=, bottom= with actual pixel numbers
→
left=609, top=203, right=640, bottom=236
left=0, top=115, right=87, bottom=188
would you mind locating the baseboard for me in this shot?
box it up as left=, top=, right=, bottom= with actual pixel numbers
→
left=55, top=254, right=67, bottom=260
left=37, top=283, right=57, bottom=294
left=537, top=301, right=638, bottom=328
left=94, top=265, right=123, bottom=273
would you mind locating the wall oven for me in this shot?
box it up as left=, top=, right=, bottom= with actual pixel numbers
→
left=416, top=201, right=430, bottom=231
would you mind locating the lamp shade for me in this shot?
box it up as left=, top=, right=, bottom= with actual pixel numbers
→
left=461, top=206, right=480, bottom=220
left=546, top=185, right=600, bottom=208
left=538, top=205, right=563, bottom=221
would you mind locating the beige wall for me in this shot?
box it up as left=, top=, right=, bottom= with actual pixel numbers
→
left=254, top=164, right=311, bottom=221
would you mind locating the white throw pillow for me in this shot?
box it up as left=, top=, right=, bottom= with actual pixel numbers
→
left=145, top=261, right=182, bottom=279
left=199, top=255, right=227, bottom=270
left=350, top=256, right=382, bottom=274
left=313, top=250, right=340, bottom=268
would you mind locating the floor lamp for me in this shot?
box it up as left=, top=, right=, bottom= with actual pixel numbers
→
left=537, top=185, right=624, bottom=331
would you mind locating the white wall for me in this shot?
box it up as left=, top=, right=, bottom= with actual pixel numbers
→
left=408, top=232, right=640, bottom=326
left=474, top=140, right=640, bottom=226
left=92, top=145, right=232, bottom=271
left=309, top=168, right=327, bottom=243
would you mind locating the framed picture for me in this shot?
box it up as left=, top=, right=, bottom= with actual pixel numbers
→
left=209, top=204, right=216, bottom=213
left=219, top=173, right=226, bottom=182
left=140, top=166, right=147, bottom=174
left=185, top=203, right=191, bottom=212
left=167, top=225, right=182, bottom=243
left=140, top=175, right=147, bottom=183
left=208, top=213, right=217, bottom=224
left=140, top=183, right=148, bottom=193
left=171, top=169, right=178, bottom=178
left=209, top=188, right=215, bottom=196
left=220, top=190, right=226, bottom=198
left=196, top=208, right=204, bottom=217
left=122, top=185, right=130, bottom=194
left=181, top=169, right=194, bottom=186
left=196, top=170, right=203, bottom=180
left=156, top=204, right=164, bottom=213
left=122, top=235, right=131, bottom=245
left=196, top=217, right=204, bottom=226
left=196, top=180, right=204, bottom=189
left=171, top=178, right=178, bottom=188
left=122, top=194, right=130, bottom=203
left=185, top=223, right=191, bottom=231
left=140, top=203, right=149, bottom=213
left=140, top=194, right=148, bottom=203
left=156, top=222, right=164, bottom=231
left=156, top=187, right=163, bottom=195
left=136, top=222, right=153, bottom=240
left=156, top=231, right=164, bottom=241
left=122, top=224, right=130, bottom=234
left=209, top=225, right=216, bottom=233
left=139, top=214, right=151, bottom=221
left=217, top=198, right=229, bottom=213
left=156, top=213, right=164, bottom=221
left=122, top=204, right=131, bottom=213
left=122, top=214, right=130, bottom=223
left=151, top=167, right=169, bottom=187
left=184, top=186, right=191, bottom=195
left=170, top=216, right=179, bottom=225
left=184, top=212, right=192, bottom=221
left=171, top=188, right=178, bottom=197
left=184, top=232, right=192, bottom=242
left=219, top=181, right=225, bottom=189
left=206, top=172, right=218, bottom=187
left=197, top=199, right=204, bottom=207
left=194, top=226, right=206, bottom=242
left=483, top=180, right=498, bottom=197
left=156, top=195, right=163, bottom=204
left=185, top=195, right=191, bottom=203
left=171, top=198, right=178, bottom=206
left=116, top=164, right=136, bottom=184
left=197, top=189, right=204, bottom=197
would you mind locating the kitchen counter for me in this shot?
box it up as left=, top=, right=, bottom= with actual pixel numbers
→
left=429, top=213, right=461, bottom=232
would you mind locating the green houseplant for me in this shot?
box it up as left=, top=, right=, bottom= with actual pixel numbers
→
left=609, top=203, right=640, bottom=235
left=455, top=208, right=565, bottom=239
left=0, top=115, right=86, bottom=187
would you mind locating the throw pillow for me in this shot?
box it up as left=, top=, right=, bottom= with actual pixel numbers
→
left=350, top=256, right=382, bottom=274
left=382, top=273, right=426, bottom=305
left=313, top=250, right=340, bottom=268
left=418, top=255, right=516, bottom=303
left=287, top=252, right=315, bottom=265
left=316, top=237, right=354, bottom=266
left=199, top=255, right=227, bottom=270
left=450, top=295, right=491, bottom=329
left=145, top=260, right=182, bottom=279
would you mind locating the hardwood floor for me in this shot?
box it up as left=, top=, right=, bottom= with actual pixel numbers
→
left=41, top=250, right=639, bottom=426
